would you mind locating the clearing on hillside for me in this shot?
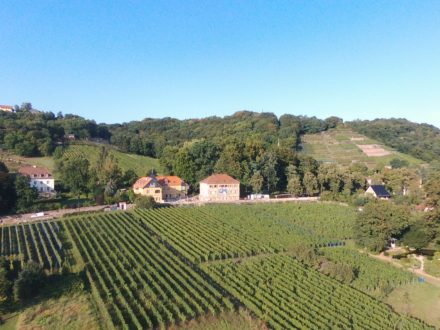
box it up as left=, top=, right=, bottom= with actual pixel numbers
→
left=63, top=143, right=162, bottom=176
left=300, top=127, right=423, bottom=168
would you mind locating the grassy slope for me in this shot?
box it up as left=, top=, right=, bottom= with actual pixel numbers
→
left=0, top=151, right=55, bottom=173
left=0, top=275, right=99, bottom=330
left=301, top=126, right=424, bottom=168
left=385, top=283, right=440, bottom=329
left=64, top=144, right=162, bottom=176
left=173, top=309, right=267, bottom=330
left=0, top=143, right=162, bottom=177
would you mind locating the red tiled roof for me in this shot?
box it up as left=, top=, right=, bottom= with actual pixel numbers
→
left=157, top=175, right=186, bottom=187
left=133, top=177, right=153, bottom=189
left=200, top=173, right=240, bottom=184
left=0, top=105, right=14, bottom=111
left=18, top=166, right=52, bottom=177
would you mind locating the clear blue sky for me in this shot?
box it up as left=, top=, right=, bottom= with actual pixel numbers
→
left=1, top=1, right=439, bottom=127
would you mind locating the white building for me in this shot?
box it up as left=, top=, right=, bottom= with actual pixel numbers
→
left=199, top=173, right=240, bottom=202
left=18, top=166, right=55, bottom=195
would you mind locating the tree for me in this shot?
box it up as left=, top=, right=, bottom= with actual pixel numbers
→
left=355, top=200, right=411, bottom=252
left=390, top=158, right=409, bottom=169
left=121, top=169, right=138, bottom=188
left=52, top=146, right=64, bottom=160
left=0, top=163, right=16, bottom=214
left=400, top=225, right=432, bottom=250
left=57, top=157, right=90, bottom=203
left=303, top=171, right=319, bottom=196
left=0, top=262, right=10, bottom=310
left=261, top=152, right=279, bottom=193
left=134, top=195, right=156, bottom=209
left=287, top=175, right=303, bottom=196
left=249, top=171, right=264, bottom=193
left=15, top=175, right=38, bottom=213
left=424, top=170, right=440, bottom=207
left=13, top=261, right=45, bottom=302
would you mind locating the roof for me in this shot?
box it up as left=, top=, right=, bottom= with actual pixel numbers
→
left=18, top=166, right=52, bottom=177
left=369, top=185, right=391, bottom=197
left=133, top=176, right=154, bottom=189
left=200, top=173, right=240, bottom=185
left=157, top=175, right=187, bottom=186
left=0, top=105, right=14, bottom=111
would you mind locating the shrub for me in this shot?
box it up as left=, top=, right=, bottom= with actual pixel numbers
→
left=134, top=196, right=156, bottom=209
left=13, top=261, right=45, bottom=302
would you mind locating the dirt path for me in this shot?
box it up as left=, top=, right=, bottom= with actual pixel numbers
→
left=370, top=252, right=440, bottom=288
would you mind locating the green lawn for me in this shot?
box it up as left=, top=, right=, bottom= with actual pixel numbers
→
left=385, top=282, right=440, bottom=329
left=301, top=127, right=424, bottom=168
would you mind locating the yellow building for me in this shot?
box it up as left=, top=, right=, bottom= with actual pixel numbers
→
left=132, top=175, right=188, bottom=202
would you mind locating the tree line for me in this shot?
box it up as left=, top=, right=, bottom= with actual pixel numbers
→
left=0, top=103, right=110, bottom=157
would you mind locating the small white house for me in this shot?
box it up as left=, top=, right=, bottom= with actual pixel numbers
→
left=18, top=166, right=55, bottom=195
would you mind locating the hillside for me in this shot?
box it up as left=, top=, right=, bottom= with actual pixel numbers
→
left=63, top=144, right=162, bottom=176
left=349, top=119, right=440, bottom=163
left=300, top=127, right=424, bottom=168
left=0, top=143, right=162, bottom=177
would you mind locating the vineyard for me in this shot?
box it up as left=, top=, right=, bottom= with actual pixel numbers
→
left=1, top=204, right=435, bottom=329
left=321, top=248, right=416, bottom=296
left=202, top=255, right=431, bottom=330
left=64, top=212, right=233, bottom=329
left=203, top=203, right=356, bottom=249
left=0, top=221, right=64, bottom=272
left=63, top=144, right=162, bottom=176
left=133, top=207, right=277, bottom=263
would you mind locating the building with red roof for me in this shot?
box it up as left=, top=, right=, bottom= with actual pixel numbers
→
left=199, top=173, right=240, bottom=202
left=0, top=105, right=14, bottom=112
left=132, top=175, right=188, bottom=202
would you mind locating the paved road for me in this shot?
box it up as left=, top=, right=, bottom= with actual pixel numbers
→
left=0, top=205, right=107, bottom=226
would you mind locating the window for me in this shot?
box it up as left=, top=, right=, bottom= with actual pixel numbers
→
left=47, top=187, right=50, bottom=191
left=155, top=189, right=160, bottom=194
left=47, top=181, right=49, bottom=184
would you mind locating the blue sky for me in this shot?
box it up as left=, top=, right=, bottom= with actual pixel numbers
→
left=1, top=1, right=439, bottom=127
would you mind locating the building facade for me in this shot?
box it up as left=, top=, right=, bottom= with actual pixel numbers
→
left=18, top=166, right=55, bottom=195
left=199, top=173, right=240, bottom=202
left=132, top=175, right=188, bottom=202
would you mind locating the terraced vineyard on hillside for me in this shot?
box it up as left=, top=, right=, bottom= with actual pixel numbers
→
left=301, top=127, right=423, bottom=168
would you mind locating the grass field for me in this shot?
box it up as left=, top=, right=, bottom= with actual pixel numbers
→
left=385, top=283, right=440, bottom=329
left=300, top=127, right=424, bottom=168
left=63, top=144, right=162, bottom=176
left=0, top=151, right=55, bottom=173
